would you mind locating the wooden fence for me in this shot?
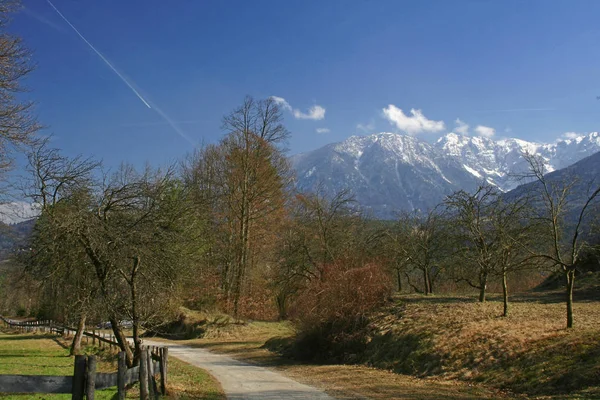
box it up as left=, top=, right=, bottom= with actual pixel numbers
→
left=0, top=317, right=136, bottom=349
left=0, top=317, right=167, bottom=399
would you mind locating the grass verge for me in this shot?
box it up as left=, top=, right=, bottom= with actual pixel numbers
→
left=0, top=330, right=225, bottom=400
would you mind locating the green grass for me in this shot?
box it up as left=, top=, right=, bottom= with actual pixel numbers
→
left=0, top=331, right=118, bottom=399
left=0, top=331, right=225, bottom=400
left=164, top=357, right=225, bottom=400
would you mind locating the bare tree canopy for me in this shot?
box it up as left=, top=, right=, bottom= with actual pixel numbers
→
left=0, top=0, right=39, bottom=173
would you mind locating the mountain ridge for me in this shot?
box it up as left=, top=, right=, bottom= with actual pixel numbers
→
left=292, top=132, right=600, bottom=218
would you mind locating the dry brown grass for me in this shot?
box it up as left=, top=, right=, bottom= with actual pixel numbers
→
left=363, top=291, right=600, bottom=397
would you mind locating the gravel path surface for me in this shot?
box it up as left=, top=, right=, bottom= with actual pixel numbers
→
left=143, top=340, right=333, bottom=400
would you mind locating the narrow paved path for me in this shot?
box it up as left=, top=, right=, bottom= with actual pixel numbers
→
left=143, top=340, right=333, bottom=400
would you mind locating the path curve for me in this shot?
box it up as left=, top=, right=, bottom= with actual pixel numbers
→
left=143, top=340, right=333, bottom=400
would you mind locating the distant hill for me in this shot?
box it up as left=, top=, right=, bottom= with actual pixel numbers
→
left=507, top=150, right=600, bottom=208
left=505, top=150, right=600, bottom=235
left=0, top=219, right=35, bottom=260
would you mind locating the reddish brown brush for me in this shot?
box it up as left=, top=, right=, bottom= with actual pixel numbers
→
left=292, top=262, right=391, bottom=325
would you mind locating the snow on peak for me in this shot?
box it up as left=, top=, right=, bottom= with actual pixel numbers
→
left=0, top=202, right=39, bottom=225
left=292, top=130, right=600, bottom=218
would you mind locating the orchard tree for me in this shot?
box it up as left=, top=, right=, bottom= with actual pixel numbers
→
left=445, top=186, right=499, bottom=302
left=390, top=209, right=449, bottom=295
left=25, top=139, right=98, bottom=354
left=488, top=194, right=542, bottom=316
left=522, top=153, right=600, bottom=328
left=27, top=141, right=198, bottom=365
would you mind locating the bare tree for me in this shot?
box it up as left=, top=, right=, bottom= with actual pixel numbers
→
left=26, top=141, right=198, bottom=364
left=75, top=164, right=198, bottom=366
left=391, top=209, right=449, bottom=295
left=445, top=186, right=499, bottom=302
left=488, top=194, right=542, bottom=316
left=522, top=153, right=600, bottom=328
left=0, top=0, right=39, bottom=178
left=24, top=138, right=99, bottom=354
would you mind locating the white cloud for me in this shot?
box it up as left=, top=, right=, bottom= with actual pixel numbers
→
left=271, top=96, right=292, bottom=112
left=271, top=96, right=326, bottom=120
left=293, top=105, right=326, bottom=120
left=562, top=132, right=581, bottom=140
left=454, top=118, right=469, bottom=135
left=382, top=105, right=445, bottom=135
left=474, top=125, right=495, bottom=138
left=316, top=128, right=330, bottom=134
left=356, top=121, right=375, bottom=133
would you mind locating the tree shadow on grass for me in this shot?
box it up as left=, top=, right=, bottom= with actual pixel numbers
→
left=488, top=331, right=600, bottom=396
left=0, top=333, right=57, bottom=341
left=399, top=295, right=478, bottom=305
left=511, top=286, right=599, bottom=304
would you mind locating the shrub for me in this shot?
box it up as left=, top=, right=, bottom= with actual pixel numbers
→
left=288, top=261, right=392, bottom=362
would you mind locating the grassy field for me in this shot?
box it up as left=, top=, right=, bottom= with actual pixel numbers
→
left=0, top=330, right=225, bottom=400
left=360, top=291, right=600, bottom=398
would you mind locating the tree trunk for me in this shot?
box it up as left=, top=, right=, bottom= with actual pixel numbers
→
left=396, top=268, right=402, bottom=292
left=405, top=272, right=423, bottom=294
left=423, top=268, right=431, bottom=295
left=70, top=314, right=86, bottom=355
left=110, top=317, right=134, bottom=367
left=276, top=292, right=287, bottom=320
left=130, top=256, right=141, bottom=366
left=502, top=271, right=509, bottom=317
left=478, top=271, right=488, bottom=303
left=427, top=267, right=434, bottom=295
left=566, top=269, right=575, bottom=328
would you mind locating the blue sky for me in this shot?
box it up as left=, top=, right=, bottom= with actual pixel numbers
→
left=13, top=0, right=600, bottom=168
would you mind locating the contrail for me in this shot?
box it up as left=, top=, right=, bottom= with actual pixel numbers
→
left=46, top=1, right=197, bottom=146
left=121, top=120, right=203, bottom=128
left=147, top=101, right=197, bottom=146
left=46, top=0, right=151, bottom=109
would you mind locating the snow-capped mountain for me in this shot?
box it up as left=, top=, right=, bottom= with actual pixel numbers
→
left=291, top=132, right=600, bottom=218
left=0, top=202, right=39, bottom=225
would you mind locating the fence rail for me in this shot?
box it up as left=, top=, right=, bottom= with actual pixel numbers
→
left=0, top=316, right=135, bottom=349
left=0, top=375, right=73, bottom=393
left=0, top=317, right=167, bottom=399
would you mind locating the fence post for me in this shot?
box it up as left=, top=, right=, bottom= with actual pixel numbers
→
left=159, top=347, right=168, bottom=395
left=147, top=347, right=158, bottom=398
left=139, top=346, right=149, bottom=400
left=72, top=354, right=87, bottom=400
left=86, top=355, right=96, bottom=400
left=117, top=351, right=126, bottom=400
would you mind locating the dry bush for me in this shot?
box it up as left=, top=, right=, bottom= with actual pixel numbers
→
left=288, top=262, right=392, bottom=362
left=235, top=281, right=279, bottom=321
